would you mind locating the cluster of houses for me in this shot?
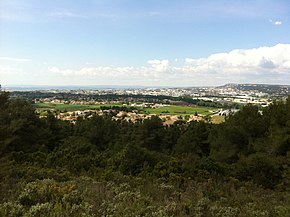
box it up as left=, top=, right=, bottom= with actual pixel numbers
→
left=55, top=109, right=204, bottom=125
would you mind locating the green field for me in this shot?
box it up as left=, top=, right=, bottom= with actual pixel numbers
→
left=144, top=105, right=215, bottom=115
left=35, top=102, right=216, bottom=115
left=34, top=103, right=123, bottom=112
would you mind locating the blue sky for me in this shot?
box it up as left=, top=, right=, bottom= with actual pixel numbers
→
left=0, top=0, right=290, bottom=86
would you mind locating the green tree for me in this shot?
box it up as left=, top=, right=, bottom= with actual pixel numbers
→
left=0, top=93, right=47, bottom=154
left=174, top=121, right=210, bottom=157
left=235, top=153, right=282, bottom=188
left=74, top=114, right=119, bottom=151
left=137, top=116, right=165, bottom=151
left=209, top=105, right=267, bottom=163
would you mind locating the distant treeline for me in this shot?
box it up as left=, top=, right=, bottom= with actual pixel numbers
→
left=99, top=105, right=137, bottom=112
left=11, top=91, right=240, bottom=109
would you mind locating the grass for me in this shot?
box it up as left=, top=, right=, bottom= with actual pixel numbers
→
left=34, top=103, right=217, bottom=116
left=144, top=105, right=215, bottom=115
left=34, top=103, right=123, bottom=112
left=34, top=103, right=97, bottom=112
left=211, top=115, right=225, bottom=124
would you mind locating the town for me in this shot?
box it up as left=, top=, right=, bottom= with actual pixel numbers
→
left=4, top=83, right=289, bottom=124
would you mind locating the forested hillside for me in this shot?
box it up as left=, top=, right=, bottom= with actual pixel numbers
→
left=1, top=91, right=290, bottom=216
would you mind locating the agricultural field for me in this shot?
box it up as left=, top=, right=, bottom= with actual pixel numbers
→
left=34, top=103, right=123, bottom=112
left=144, top=105, right=216, bottom=116
left=34, top=102, right=217, bottom=117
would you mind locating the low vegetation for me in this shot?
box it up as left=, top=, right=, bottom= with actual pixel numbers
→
left=1, top=91, right=290, bottom=216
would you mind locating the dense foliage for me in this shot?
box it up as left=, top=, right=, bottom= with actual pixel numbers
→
left=1, top=91, right=290, bottom=216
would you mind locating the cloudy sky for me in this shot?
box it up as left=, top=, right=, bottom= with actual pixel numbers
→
left=0, top=0, right=290, bottom=87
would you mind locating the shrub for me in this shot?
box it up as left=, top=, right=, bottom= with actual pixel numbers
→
left=235, top=153, right=282, bottom=188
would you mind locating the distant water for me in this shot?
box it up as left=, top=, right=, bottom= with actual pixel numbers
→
left=3, top=85, right=148, bottom=91
left=2, top=84, right=208, bottom=91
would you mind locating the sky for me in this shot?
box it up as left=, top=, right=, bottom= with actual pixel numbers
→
left=0, top=0, right=290, bottom=87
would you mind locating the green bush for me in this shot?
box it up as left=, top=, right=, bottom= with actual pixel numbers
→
left=0, top=202, right=24, bottom=217
left=235, top=153, right=282, bottom=188
left=7, top=179, right=95, bottom=217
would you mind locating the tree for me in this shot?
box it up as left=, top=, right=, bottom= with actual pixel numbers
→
left=174, top=121, right=210, bottom=157
left=235, top=153, right=282, bottom=188
left=209, top=105, right=267, bottom=163
left=137, top=116, right=165, bottom=151
left=0, top=94, right=47, bottom=154
left=74, top=114, right=119, bottom=151
left=45, top=112, right=72, bottom=151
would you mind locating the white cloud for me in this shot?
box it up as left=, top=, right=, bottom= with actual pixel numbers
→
left=184, top=44, right=290, bottom=75
left=48, top=60, right=173, bottom=85
left=269, top=19, right=282, bottom=25
left=0, top=57, right=31, bottom=62
left=49, top=59, right=171, bottom=79
left=48, top=9, right=87, bottom=18
left=147, top=59, right=169, bottom=72
left=47, top=44, right=290, bottom=86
